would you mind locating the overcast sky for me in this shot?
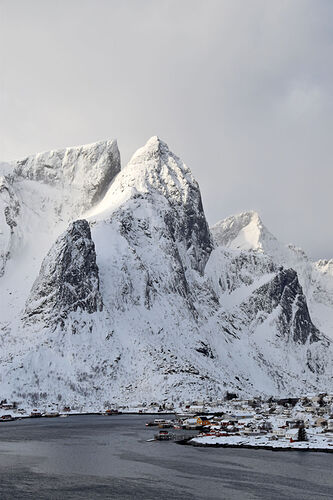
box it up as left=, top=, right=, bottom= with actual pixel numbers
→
left=1, top=0, right=332, bottom=258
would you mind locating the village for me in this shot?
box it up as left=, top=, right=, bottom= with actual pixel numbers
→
left=144, top=393, right=333, bottom=452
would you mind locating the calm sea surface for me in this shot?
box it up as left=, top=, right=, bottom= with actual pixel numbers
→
left=0, top=414, right=331, bottom=499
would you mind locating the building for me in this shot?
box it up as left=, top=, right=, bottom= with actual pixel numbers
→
left=327, top=419, right=333, bottom=431
left=196, top=416, right=211, bottom=426
left=273, top=428, right=286, bottom=438
left=285, top=428, right=299, bottom=441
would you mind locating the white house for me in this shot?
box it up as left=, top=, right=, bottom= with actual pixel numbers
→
left=285, top=428, right=299, bottom=440
left=273, top=428, right=286, bottom=438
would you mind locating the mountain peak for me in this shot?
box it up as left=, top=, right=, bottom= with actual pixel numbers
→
left=128, top=136, right=179, bottom=170
left=90, top=136, right=212, bottom=272
left=211, top=210, right=277, bottom=253
left=12, top=139, right=121, bottom=208
left=141, top=135, right=164, bottom=151
left=89, top=137, right=196, bottom=219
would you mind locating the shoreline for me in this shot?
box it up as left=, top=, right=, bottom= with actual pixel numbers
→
left=0, top=411, right=176, bottom=421
left=187, top=440, right=333, bottom=453
left=2, top=413, right=333, bottom=454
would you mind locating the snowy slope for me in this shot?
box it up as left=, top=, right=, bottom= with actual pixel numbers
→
left=211, top=210, right=309, bottom=270
left=211, top=211, right=333, bottom=342
left=0, top=138, right=331, bottom=409
left=0, top=140, right=120, bottom=325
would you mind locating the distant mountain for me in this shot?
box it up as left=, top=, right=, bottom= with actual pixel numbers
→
left=211, top=210, right=333, bottom=342
left=211, top=211, right=278, bottom=253
left=0, top=137, right=331, bottom=409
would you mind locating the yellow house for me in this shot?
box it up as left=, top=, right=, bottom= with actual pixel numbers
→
left=196, top=416, right=211, bottom=426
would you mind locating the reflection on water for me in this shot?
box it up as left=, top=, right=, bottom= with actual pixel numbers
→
left=0, top=415, right=331, bottom=499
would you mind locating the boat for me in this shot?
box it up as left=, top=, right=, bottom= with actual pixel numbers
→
left=59, top=414, right=68, bottom=418
left=154, top=430, right=175, bottom=441
left=154, top=418, right=168, bottom=425
left=30, top=410, right=42, bottom=418
left=0, top=414, right=14, bottom=422
left=146, top=418, right=166, bottom=427
left=158, top=421, right=173, bottom=428
left=44, top=412, right=60, bottom=417
left=104, top=409, right=122, bottom=416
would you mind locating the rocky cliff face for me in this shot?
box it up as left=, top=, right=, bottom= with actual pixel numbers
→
left=0, top=140, right=120, bottom=328
left=212, top=210, right=333, bottom=344
left=24, top=220, right=102, bottom=327
left=241, top=268, right=321, bottom=344
left=0, top=140, right=120, bottom=278
left=14, top=139, right=120, bottom=209
left=0, top=175, right=20, bottom=276
left=89, top=136, right=216, bottom=315
left=92, top=136, right=213, bottom=271
left=206, top=247, right=277, bottom=295
left=0, top=137, right=331, bottom=408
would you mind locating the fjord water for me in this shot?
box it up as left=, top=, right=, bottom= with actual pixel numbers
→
left=0, top=415, right=331, bottom=499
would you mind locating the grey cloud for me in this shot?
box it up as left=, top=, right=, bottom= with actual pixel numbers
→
left=0, top=0, right=332, bottom=258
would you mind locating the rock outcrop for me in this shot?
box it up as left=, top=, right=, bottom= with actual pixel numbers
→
left=241, top=268, right=321, bottom=344
left=24, top=220, right=103, bottom=327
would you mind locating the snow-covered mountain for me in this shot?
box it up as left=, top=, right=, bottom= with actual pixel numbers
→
left=0, top=138, right=332, bottom=409
left=0, top=140, right=120, bottom=325
left=211, top=211, right=333, bottom=342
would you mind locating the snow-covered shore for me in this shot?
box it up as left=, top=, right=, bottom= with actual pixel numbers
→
left=190, top=433, right=333, bottom=452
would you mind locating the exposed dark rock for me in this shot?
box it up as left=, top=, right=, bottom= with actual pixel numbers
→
left=196, top=341, right=215, bottom=358
left=243, top=268, right=320, bottom=344
left=24, top=219, right=103, bottom=326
